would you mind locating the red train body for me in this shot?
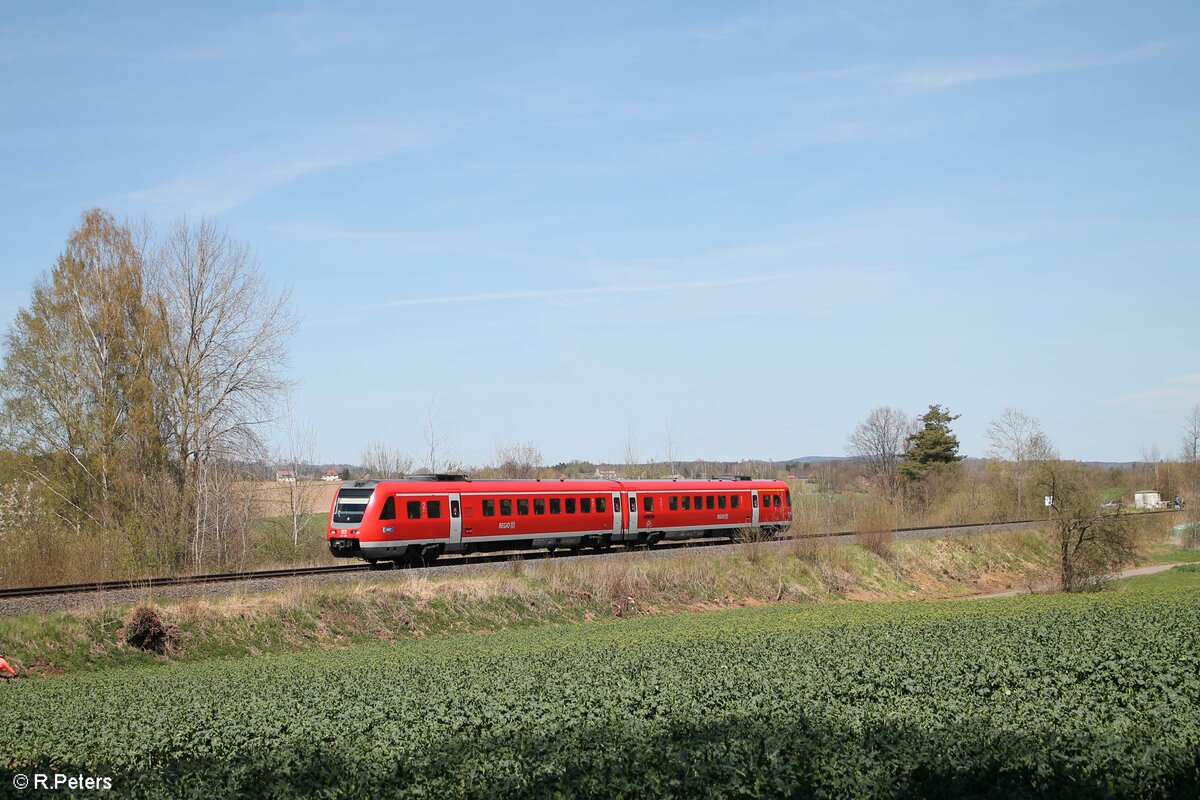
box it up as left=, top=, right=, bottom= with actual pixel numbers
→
left=327, top=475, right=792, bottom=564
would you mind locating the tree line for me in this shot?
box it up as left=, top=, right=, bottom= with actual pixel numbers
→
left=0, top=209, right=295, bottom=583
left=844, top=402, right=1200, bottom=590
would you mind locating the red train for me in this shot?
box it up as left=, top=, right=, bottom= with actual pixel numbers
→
left=327, top=474, right=793, bottom=564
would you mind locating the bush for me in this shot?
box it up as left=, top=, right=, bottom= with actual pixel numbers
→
left=124, top=606, right=178, bottom=655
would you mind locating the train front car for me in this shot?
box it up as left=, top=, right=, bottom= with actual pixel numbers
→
left=327, top=476, right=465, bottom=565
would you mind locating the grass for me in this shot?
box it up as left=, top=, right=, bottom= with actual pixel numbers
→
left=2, top=526, right=1196, bottom=678
left=3, top=585, right=1198, bottom=798
left=1117, top=563, right=1200, bottom=591
left=0, top=529, right=1062, bottom=676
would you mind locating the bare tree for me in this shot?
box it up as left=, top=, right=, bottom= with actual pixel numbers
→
left=360, top=439, right=414, bottom=478
left=1182, top=404, right=1200, bottom=464
left=420, top=395, right=461, bottom=473
left=1038, top=460, right=1135, bottom=591
left=493, top=440, right=543, bottom=478
left=845, top=407, right=915, bottom=500
left=278, top=398, right=322, bottom=548
left=151, top=217, right=296, bottom=567
left=623, top=416, right=640, bottom=476
left=663, top=421, right=679, bottom=476
left=985, top=408, right=1057, bottom=511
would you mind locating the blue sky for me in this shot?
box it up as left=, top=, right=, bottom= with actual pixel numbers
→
left=1, top=1, right=1197, bottom=465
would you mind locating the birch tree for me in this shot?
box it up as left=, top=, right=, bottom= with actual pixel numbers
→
left=152, top=218, right=296, bottom=566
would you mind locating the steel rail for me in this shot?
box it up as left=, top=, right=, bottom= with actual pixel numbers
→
left=0, top=509, right=1178, bottom=600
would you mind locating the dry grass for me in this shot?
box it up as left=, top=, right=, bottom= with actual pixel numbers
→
left=11, top=525, right=1192, bottom=676
left=854, top=500, right=897, bottom=559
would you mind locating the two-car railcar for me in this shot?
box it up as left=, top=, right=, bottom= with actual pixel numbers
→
left=328, top=475, right=792, bottom=565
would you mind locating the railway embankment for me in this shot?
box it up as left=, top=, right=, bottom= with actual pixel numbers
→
left=1, top=527, right=1196, bottom=677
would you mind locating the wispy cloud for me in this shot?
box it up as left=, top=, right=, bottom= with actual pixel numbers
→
left=892, top=40, right=1182, bottom=91
left=125, top=123, right=428, bottom=214
left=1106, top=373, right=1200, bottom=407
left=0, top=10, right=378, bottom=62
left=368, top=272, right=807, bottom=309
left=167, top=11, right=379, bottom=60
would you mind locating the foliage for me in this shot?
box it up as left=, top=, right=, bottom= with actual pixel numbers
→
left=1, top=589, right=1197, bottom=798
left=0, top=209, right=166, bottom=532
left=1038, top=460, right=1137, bottom=591
left=0, top=210, right=294, bottom=576
left=899, top=404, right=963, bottom=483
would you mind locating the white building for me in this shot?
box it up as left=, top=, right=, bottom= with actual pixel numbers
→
left=1134, top=490, right=1162, bottom=509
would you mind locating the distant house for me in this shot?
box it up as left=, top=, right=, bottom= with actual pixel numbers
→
left=323, top=470, right=340, bottom=482
left=275, top=469, right=296, bottom=483
left=1134, top=490, right=1162, bottom=509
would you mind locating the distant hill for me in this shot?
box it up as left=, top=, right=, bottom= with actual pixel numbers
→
left=780, top=456, right=851, bottom=464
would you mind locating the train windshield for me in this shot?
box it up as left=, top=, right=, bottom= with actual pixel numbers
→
left=333, top=488, right=373, bottom=524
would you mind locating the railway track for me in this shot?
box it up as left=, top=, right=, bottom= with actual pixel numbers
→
left=1, top=509, right=1179, bottom=602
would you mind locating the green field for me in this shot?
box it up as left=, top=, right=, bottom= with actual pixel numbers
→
left=2, top=587, right=1198, bottom=799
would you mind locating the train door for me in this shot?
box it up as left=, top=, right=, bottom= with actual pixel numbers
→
left=751, top=489, right=760, bottom=528
left=611, top=491, right=622, bottom=539
left=628, top=492, right=638, bottom=537
left=449, top=493, right=462, bottom=546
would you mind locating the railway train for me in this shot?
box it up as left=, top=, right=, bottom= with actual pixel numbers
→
left=327, top=474, right=793, bottom=565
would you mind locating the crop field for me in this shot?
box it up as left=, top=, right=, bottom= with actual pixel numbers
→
left=245, top=480, right=338, bottom=518
left=2, top=588, right=1198, bottom=799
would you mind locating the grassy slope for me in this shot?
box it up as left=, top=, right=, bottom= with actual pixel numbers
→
left=3, top=527, right=1197, bottom=677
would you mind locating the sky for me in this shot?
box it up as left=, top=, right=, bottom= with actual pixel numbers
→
left=1, top=1, right=1198, bottom=466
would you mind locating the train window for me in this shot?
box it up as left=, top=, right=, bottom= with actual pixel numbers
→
left=669, top=496, right=678, bottom=511
left=500, top=499, right=512, bottom=516
left=774, top=494, right=782, bottom=508
left=428, top=501, right=442, bottom=519
left=534, top=498, right=545, bottom=514
left=550, top=498, right=561, bottom=514
left=785, top=491, right=791, bottom=506
left=379, top=496, right=396, bottom=521
left=518, top=499, right=529, bottom=515
left=643, top=496, right=653, bottom=513
left=565, top=498, right=576, bottom=514
left=407, top=501, right=422, bottom=520
left=706, top=496, right=715, bottom=510
left=597, top=497, right=608, bottom=513
left=581, top=497, right=592, bottom=514
left=731, top=495, right=740, bottom=509
left=613, top=496, right=620, bottom=513
left=450, top=500, right=460, bottom=518
left=694, top=495, right=702, bottom=508
left=752, top=494, right=759, bottom=509
left=682, top=496, right=691, bottom=510
left=333, top=487, right=372, bottom=524
left=718, top=495, right=727, bottom=509
left=482, top=499, right=495, bottom=517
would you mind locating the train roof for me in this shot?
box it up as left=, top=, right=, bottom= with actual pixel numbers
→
left=339, top=476, right=788, bottom=492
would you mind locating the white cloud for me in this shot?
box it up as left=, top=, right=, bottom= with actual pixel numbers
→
left=892, top=40, right=1181, bottom=91
left=368, top=272, right=806, bottom=309
left=0, top=10, right=378, bottom=62
left=124, top=124, right=428, bottom=214
left=1106, top=374, right=1200, bottom=408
